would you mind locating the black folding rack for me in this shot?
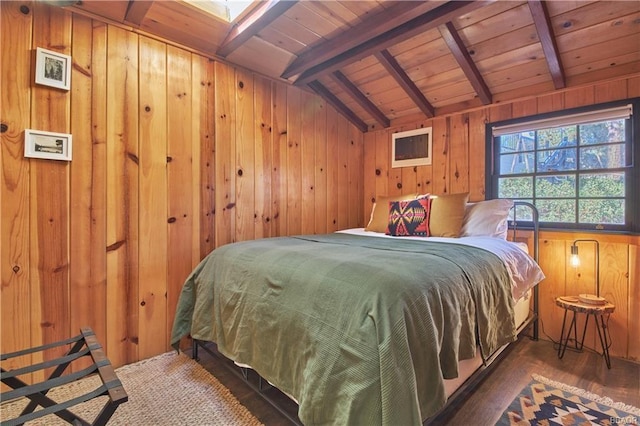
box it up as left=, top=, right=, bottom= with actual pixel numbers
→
left=1, top=327, right=127, bottom=426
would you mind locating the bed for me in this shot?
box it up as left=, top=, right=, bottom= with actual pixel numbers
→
left=170, top=197, right=544, bottom=425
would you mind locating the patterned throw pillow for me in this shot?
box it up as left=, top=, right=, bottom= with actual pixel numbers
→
left=386, top=196, right=432, bottom=237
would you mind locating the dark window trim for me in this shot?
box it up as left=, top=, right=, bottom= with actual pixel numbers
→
left=485, top=97, right=640, bottom=234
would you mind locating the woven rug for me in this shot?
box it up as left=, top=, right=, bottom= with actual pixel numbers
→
left=1, top=351, right=263, bottom=425
left=497, top=374, right=640, bottom=425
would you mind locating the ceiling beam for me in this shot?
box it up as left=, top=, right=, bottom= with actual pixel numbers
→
left=124, top=0, right=153, bottom=26
left=281, top=1, right=438, bottom=80
left=528, top=0, right=565, bottom=89
left=217, top=0, right=297, bottom=58
left=375, top=50, right=435, bottom=118
left=307, top=81, right=369, bottom=133
left=439, top=21, right=492, bottom=105
left=292, top=1, right=489, bottom=86
left=331, top=71, right=390, bottom=128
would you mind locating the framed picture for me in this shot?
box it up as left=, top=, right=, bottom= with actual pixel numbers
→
left=391, top=127, right=432, bottom=168
left=24, top=129, right=72, bottom=161
left=35, top=47, right=71, bottom=90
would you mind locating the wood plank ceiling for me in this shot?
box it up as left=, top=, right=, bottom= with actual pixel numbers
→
left=66, top=0, right=640, bottom=132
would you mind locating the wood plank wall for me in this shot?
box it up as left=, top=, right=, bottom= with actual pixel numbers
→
left=0, top=2, right=364, bottom=371
left=363, top=76, right=640, bottom=362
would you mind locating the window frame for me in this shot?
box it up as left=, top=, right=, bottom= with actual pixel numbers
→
left=485, top=98, right=639, bottom=234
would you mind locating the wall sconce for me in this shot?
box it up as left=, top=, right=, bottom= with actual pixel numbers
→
left=570, top=239, right=606, bottom=305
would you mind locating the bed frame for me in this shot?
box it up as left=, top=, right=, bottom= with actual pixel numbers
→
left=192, top=201, right=541, bottom=425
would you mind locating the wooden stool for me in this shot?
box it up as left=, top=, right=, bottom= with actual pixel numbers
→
left=1, top=327, right=127, bottom=426
left=555, top=296, right=615, bottom=369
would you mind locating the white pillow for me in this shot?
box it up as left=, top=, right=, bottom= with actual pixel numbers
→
left=461, top=199, right=514, bottom=239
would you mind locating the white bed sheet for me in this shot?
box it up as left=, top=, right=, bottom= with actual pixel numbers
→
left=444, top=290, right=531, bottom=398
left=337, top=228, right=545, bottom=300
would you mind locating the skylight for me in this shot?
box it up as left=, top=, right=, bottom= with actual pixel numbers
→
left=225, top=0, right=254, bottom=22
left=185, top=0, right=255, bottom=23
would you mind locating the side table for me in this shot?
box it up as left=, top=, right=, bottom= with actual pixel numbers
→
left=555, top=296, right=615, bottom=369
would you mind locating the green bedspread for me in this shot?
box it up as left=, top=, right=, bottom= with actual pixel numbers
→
left=171, top=233, right=516, bottom=425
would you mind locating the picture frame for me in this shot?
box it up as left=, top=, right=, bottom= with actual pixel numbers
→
left=391, top=127, right=432, bottom=168
left=24, top=129, right=73, bottom=161
left=35, top=47, right=71, bottom=90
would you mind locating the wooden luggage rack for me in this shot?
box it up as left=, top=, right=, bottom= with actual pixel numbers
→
left=1, top=327, right=127, bottom=426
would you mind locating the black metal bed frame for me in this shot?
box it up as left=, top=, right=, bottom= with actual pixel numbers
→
left=192, top=201, right=541, bottom=425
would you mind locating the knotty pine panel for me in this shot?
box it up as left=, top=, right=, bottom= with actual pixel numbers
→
left=388, top=131, right=404, bottom=198
left=536, top=91, right=565, bottom=114
left=602, top=243, right=630, bottom=358
left=374, top=128, right=390, bottom=199
left=214, top=61, right=236, bottom=247
left=167, top=45, right=197, bottom=340
left=1, top=0, right=34, bottom=380
left=511, top=98, right=538, bottom=119
left=467, top=109, right=488, bottom=201
left=564, top=84, right=596, bottom=109
left=235, top=68, right=256, bottom=242
left=30, top=2, right=72, bottom=378
left=69, top=15, right=107, bottom=373
left=254, top=75, right=273, bottom=240
left=271, top=81, right=288, bottom=237
left=138, top=36, right=168, bottom=360
left=595, top=79, right=630, bottom=104
left=301, top=91, right=316, bottom=235
left=362, top=132, right=376, bottom=220
left=536, top=238, right=567, bottom=354
left=286, top=87, right=303, bottom=236
left=629, top=245, right=639, bottom=361
left=314, top=97, right=328, bottom=235
left=431, top=116, right=449, bottom=196
left=88, top=19, right=110, bottom=349
left=336, top=116, right=350, bottom=230
left=348, top=121, right=364, bottom=229
left=105, top=25, right=140, bottom=368
left=415, top=160, right=434, bottom=197
left=195, top=55, right=215, bottom=259
left=326, top=106, right=340, bottom=233
left=449, top=113, right=470, bottom=195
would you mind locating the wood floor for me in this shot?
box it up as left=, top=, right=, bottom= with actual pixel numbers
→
left=191, top=336, right=640, bottom=425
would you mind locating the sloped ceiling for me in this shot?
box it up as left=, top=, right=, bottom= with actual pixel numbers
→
left=66, top=0, right=640, bottom=132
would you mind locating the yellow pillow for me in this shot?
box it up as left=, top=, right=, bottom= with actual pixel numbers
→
left=365, top=193, right=418, bottom=233
left=429, top=192, right=469, bottom=237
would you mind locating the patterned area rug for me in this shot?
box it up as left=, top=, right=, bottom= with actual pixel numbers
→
left=497, top=374, right=640, bottom=425
left=1, top=351, right=264, bottom=425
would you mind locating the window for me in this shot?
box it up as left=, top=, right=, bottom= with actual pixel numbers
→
left=184, top=0, right=254, bottom=22
left=486, top=99, right=639, bottom=233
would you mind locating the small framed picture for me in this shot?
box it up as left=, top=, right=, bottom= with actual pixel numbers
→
left=392, top=127, right=432, bottom=168
left=24, top=129, right=72, bottom=161
left=35, top=47, right=71, bottom=90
